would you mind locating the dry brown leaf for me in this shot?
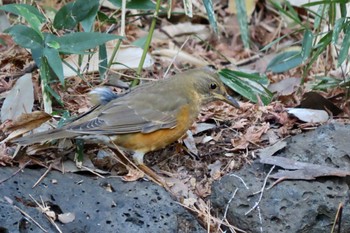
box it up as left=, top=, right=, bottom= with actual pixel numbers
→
left=260, top=155, right=350, bottom=180
left=3, top=111, right=51, bottom=143
left=208, top=160, right=222, bottom=180
left=268, top=77, right=301, bottom=96
left=122, top=167, right=144, bottom=182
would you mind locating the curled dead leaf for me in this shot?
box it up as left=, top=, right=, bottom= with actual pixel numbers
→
left=2, top=111, right=51, bottom=143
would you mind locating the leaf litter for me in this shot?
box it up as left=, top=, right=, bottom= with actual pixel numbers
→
left=1, top=0, right=350, bottom=232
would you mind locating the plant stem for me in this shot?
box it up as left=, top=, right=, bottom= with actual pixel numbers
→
left=132, top=0, right=162, bottom=87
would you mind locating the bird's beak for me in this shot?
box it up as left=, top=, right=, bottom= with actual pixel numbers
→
left=214, top=93, right=240, bottom=109
left=224, top=94, right=240, bottom=108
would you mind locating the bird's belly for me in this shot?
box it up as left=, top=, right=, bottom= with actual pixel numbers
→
left=113, top=105, right=194, bottom=153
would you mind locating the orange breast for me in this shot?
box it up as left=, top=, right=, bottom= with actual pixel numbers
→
left=113, top=105, right=193, bottom=153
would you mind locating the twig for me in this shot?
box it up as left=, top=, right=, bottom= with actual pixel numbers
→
left=29, top=195, right=63, bottom=233
left=229, top=174, right=249, bottom=190
left=257, top=206, right=263, bottom=233
left=331, top=202, right=343, bottom=233
left=178, top=202, right=246, bottom=232
left=163, top=36, right=190, bottom=78
left=0, top=160, right=31, bottom=184
left=81, top=165, right=105, bottom=178
left=245, top=165, right=275, bottom=215
left=13, top=205, right=48, bottom=232
left=216, top=188, right=238, bottom=233
left=32, top=163, right=52, bottom=188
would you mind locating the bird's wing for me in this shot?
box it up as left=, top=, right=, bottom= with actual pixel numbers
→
left=66, top=93, right=186, bottom=135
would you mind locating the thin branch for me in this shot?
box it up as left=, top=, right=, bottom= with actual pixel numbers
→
left=245, top=165, right=275, bottom=215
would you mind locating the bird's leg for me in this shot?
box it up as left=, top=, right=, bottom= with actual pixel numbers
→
left=133, top=151, right=168, bottom=188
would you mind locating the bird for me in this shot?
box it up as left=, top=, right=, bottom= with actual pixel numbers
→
left=13, top=67, right=240, bottom=184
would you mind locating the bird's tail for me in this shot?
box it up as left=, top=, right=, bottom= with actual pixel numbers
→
left=12, top=128, right=78, bottom=145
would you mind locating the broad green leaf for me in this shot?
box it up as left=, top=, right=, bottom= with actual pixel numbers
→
left=301, top=30, right=313, bottom=62
left=108, top=0, right=156, bottom=10
left=234, top=0, right=249, bottom=48
left=72, top=0, right=99, bottom=21
left=0, top=4, right=45, bottom=34
left=31, top=47, right=44, bottom=66
left=98, top=44, right=108, bottom=79
left=226, top=70, right=270, bottom=85
left=53, top=2, right=77, bottom=30
left=267, top=50, right=303, bottom=73
left=46, top=32, right=122, bottom=54
left=72, top=0, right=99, bottom=31
left=6, top=25, right=43, bottom=49
left=332, top=17, right=345, bottom=44
left=338, top=24, right=350, bottom=66
left=202, top=0, right=218, bottom=34
left=43, top=47, right=64, bottom=85
left=219, top=69, right=273, bottom=105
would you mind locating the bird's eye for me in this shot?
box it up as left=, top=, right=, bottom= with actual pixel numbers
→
left=210, top=83, right=217, bottom=89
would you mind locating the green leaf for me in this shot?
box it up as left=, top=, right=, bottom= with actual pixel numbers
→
left=6, top=25, right=43, bottom=49
left=301, top=30, right=313, bottom=62
left=267, top=50, right=303, bottom=73
left=313, top=4, right=327, bottom=29
left=108, top=0, right=156, bottom=10
left=332, top=17, right=345, bottom=44
left=234, top=0, right=249, bottom=48
left=270, top=1, right=303, bottom=27
left=0, top=4, right=45, bottom=34
left=338, top=24, right=350, bottom=66
left=43, top=47, right=64, bottom=85
left=72, top=0, right=99, bottom=31
left=132, top=36, right=147, bottom=48
left=312, top=76, right=341, bottom=90
left=46, top=32, right=122, bottom=54
left=98, top=44, right=108, bottom=79
left=31, top=47, right=44, bottom=66
left=219, top=69, right=273, bottom=105
left=97, top=11, right=118, bottom=24
left=202, top=0, right=218, bottom=34
left=307, top=31, right=332, bottom=70
left=53, top=2, right=77, bottom=30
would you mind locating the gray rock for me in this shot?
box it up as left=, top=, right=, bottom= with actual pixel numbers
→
left=0, top=167, right=205, bottom=233
left=211, top=123, right=350, bottom=233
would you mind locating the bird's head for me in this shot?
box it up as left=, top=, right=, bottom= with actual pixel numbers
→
left=188, top=67, right=240, bottom=108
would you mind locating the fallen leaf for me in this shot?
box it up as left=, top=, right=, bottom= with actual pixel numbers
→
left=1, top=73, right=34, bottom=122
left=287, top=108, right=329, bottom=123
left=122, top=167, right=144, bottom=182
left=3, top=112, right=52, bottom=143
left=260, top=155, right=350, bottom=180
left=183, top=130, right=198, bottom=156
left=63, top=45, right=154, bottom=77
left=256, top=140, right=287, bottom=157
left=153, top=22, right=210, bottom=42
left=208, top=160, right=223, bottom=180
left=268, top=77, right=300, bottom=96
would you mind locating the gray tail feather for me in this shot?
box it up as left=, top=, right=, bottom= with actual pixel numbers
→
left=12, top=128, right=76, bottom=145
